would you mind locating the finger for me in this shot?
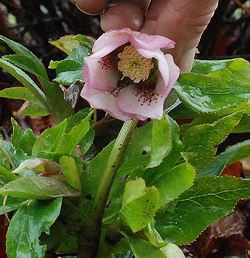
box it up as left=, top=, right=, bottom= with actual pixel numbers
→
left=100, top=0, right=151, bottom=31
left=71, top=0, right=109, bottom=15
left=142, top=0, right=219, bottom=72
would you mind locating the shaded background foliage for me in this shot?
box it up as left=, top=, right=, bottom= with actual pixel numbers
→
left=0, top=0, right=249, bottom=257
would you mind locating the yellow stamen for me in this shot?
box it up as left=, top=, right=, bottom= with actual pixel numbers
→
left=118, top=45, right=154, bottom=83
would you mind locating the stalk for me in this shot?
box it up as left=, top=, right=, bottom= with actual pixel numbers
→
left=77, top=119, right=138, bottom=257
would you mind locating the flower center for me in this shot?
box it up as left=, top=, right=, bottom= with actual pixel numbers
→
left=118, top=45, right=154, bottom=83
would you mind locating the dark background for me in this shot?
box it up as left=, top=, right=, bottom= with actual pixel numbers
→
left=0, top=0, right=250, bottom=257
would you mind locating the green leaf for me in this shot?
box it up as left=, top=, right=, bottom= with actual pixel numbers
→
left=12, top=158, right=61, bottom=175
left=0, top=87, right=42, bottom=103
left=54, top=60, right=84, bottom=85
left=191, top=59, right=236, bottom=75
left=116, top=118, right=172, bottom=180
left=174, top=73, right=250, bottom=115
left=50, top=34, right=94, bottom=55
left=0, top=175, right=82, bottom=199
left=60, top=156, right=81, bottom=191
left=0, top=196, right=28, bottom=215
left=0, top=165, right=18, bottom=180
left=181, top=112, right=242, bottom=172
left=6, top=198, right=62, bottom=258
left=55, top=115, right=91, bottom=156
left=12, top=118, right=36, bottom=156
left=20, top=103, right=50, bottom=116
left=0, top=59, right=48, bottom=109
left=197, top=138, right=250, bottom=178
left=144, top=161, right=195, bottom=207
left=0, top=140, right=29, bottom=170
left=0, top=35, right=48, bottom=80
left=3, top=54, right=49, bottom=82
left=233, top=114, right=250, bottom=133
left=120, top=178, right=159, bottom=233
left=54, top=44, right=91, bottom=85
left=38, top=78, right=75, bottom=125
left=123, top=234, right=167, bottom=258
left=156, top=176, right=250, bottom=245
left=208, top=58, right=250, bottom=84
left=32, top=120, right=67, bottom=156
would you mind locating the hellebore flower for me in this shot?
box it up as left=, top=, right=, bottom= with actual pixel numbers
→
left=81, top=28, right=180, bottom=121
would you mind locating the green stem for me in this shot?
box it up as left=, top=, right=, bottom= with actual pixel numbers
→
left=92, top=119, right=138, bottom=231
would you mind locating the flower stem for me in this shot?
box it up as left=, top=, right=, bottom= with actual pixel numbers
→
left=91, top=119, right=138, bottom=232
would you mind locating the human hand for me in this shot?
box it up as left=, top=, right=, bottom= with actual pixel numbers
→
left=71, top=0, right=219, bottom=73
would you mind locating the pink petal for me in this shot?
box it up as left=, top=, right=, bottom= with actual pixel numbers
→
left=83, top=52, right=120, bottom=92
left=130, top=30, right=176, bottom=50
left=80, top=84, right=133, bottom=121
left=116, top=84, right=165, bottom=120
left=162, top=54, right=180, bottom=96
left=92, top=28, right=131, bottom=53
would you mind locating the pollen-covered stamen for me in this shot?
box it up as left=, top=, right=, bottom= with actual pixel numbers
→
left=118, top=45, right=154, bottom=83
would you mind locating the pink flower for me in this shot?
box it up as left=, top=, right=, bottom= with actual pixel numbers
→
left=81, top=28, right=180, bottom=121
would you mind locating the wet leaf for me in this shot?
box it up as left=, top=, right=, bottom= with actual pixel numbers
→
left=191, top=59, right=236, bottom=75
left=6, top=198, right=62, bottom=258
left=174, top=74, right=250, bottom=115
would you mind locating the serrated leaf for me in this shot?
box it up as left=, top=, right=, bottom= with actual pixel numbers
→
left=197, top=138, right=250, bottom=178
left=0, top=175, right=82, bottom=199
left=32, top=120, right=67, bottom=156
left=0, top=140, right=29, bottom=170
left=12, top=119, right=36, bottom=156
left=233, top=114, right=250, bottom=133
left=0, top=87, right=41, bottom=103
left=144, top=162, right=195, bottom=207
left=120, top=178, right=159, bottom=233
left=54, top=60, right=84, bottom=85
left=49, top=35, right=81, bottom=55
left=6, top=198, right=62, bottom=258
left=54, top=44, right=91, bottom=85
left=156, top=176, right=250, bottom=245
left=0, top=35, right=48, bottom=80
left=208, top=58, right=250, bottom=84
left=60, top=156, right=81, bottom=191
left=174, top=73, right=250, bottom=115
left=3, top=54, right=49, bottom=82
left=56, top=116, right=90, bottom=156
left=0, top=59, right=48, bottom=109
left=181, top=112, right=242, bottom=172
left=116, top=119, right=172, bottom=180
